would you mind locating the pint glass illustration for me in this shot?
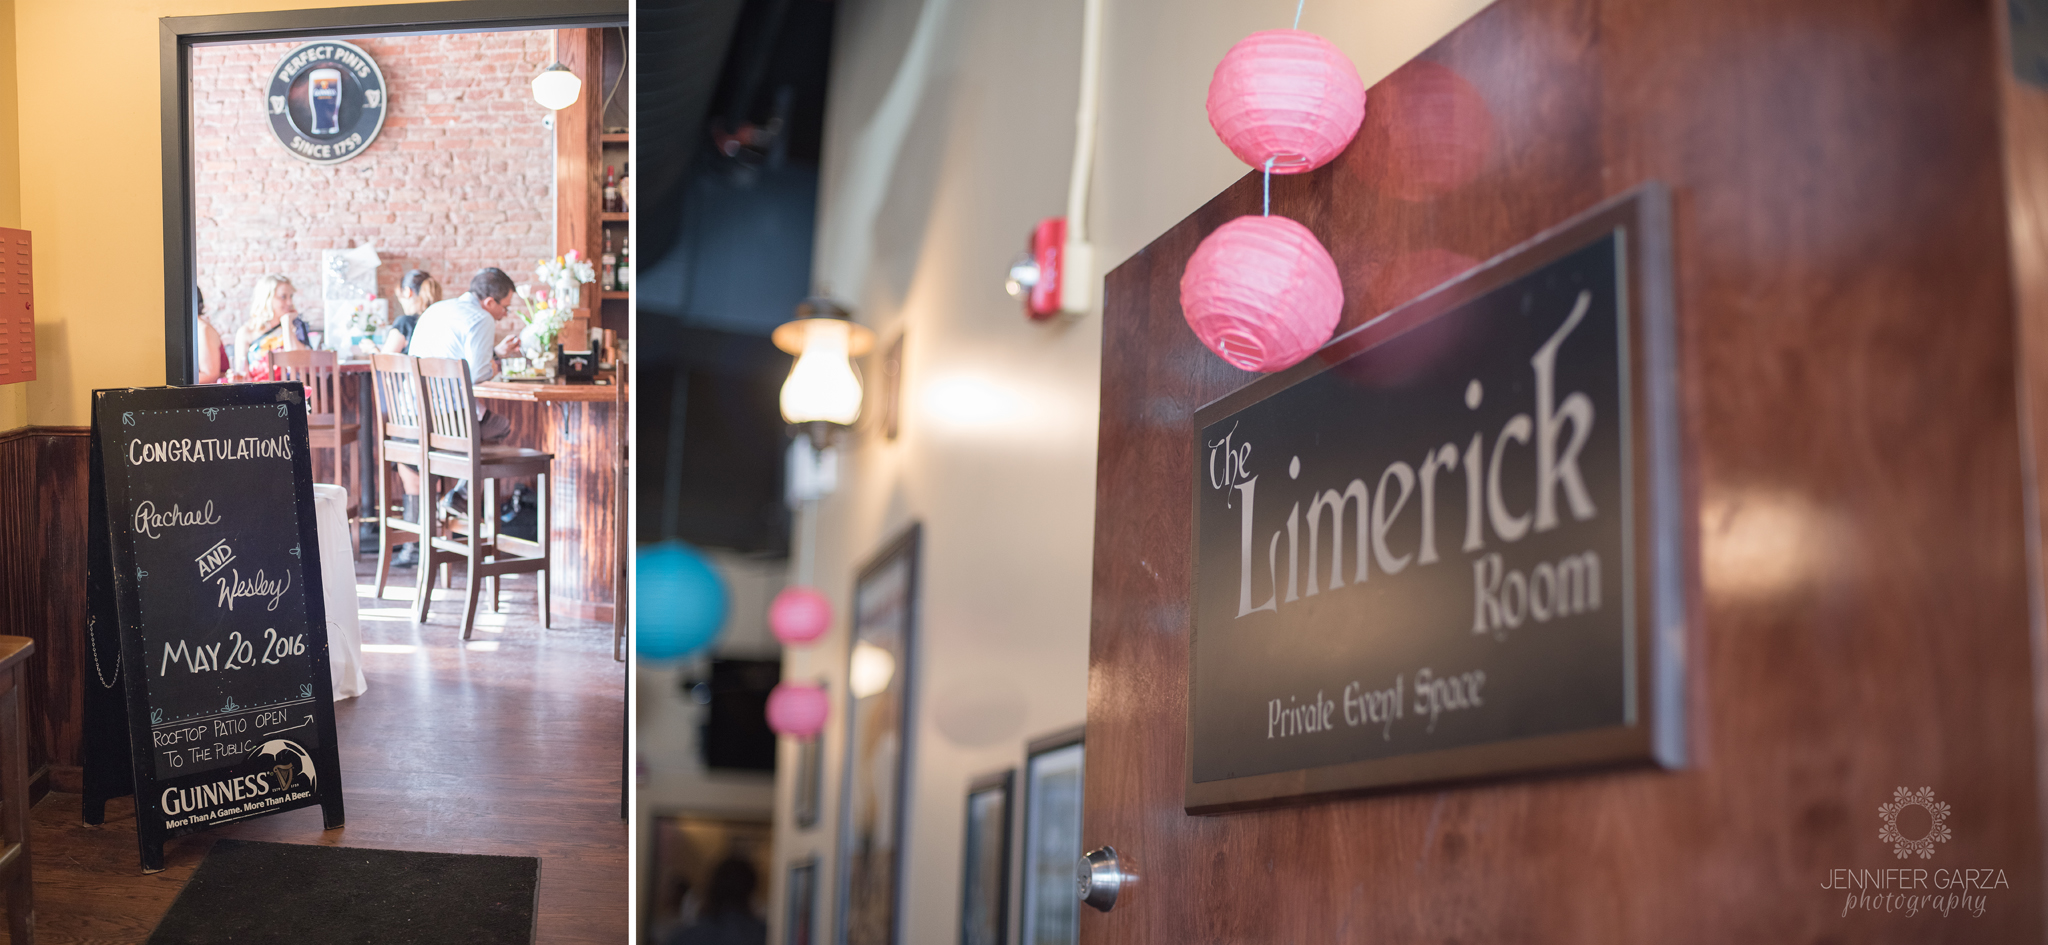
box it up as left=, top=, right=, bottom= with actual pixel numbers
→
left=309, top=68, right=341, bottom=135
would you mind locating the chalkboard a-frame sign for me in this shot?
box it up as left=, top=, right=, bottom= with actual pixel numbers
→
left=1186, top=184, right=1684, bottom=813
left=80, top=382, right=345, bottom=871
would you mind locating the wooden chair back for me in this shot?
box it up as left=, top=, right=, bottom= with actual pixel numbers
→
left=416, top=356, right=480, bottom=457
left=271, top=348, right=343, bottom=423
left=369, top=353, right=426, bottom=446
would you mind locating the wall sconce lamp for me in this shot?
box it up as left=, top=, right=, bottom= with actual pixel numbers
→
left=531, top=62, right=582, bottom=111
left=774, top=297, right=874, bottom=451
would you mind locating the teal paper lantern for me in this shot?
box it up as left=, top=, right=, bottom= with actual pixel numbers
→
left=636, top=540, right=729, bottom=661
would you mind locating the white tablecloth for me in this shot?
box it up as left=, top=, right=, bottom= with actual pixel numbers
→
left=312, top=483, right=367, bottom=700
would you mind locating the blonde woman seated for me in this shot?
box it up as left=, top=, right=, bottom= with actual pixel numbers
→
left=381, top=268, right=440, bottom=354
left=233, top=274, right=308, bottom=381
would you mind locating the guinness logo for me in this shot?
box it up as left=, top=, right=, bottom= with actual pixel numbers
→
left=264, top=40, right=388, bottom=165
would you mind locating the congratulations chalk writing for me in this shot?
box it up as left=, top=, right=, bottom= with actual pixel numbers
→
left=128, top=436, right=292, bottom=465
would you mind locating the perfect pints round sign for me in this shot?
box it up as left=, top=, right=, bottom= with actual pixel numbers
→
left=265, top=40, right=388, bottom=165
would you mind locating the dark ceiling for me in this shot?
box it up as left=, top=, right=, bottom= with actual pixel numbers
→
left=635, top=0, right=838, bottom=556
left=636, top=0, right=834, bottom=270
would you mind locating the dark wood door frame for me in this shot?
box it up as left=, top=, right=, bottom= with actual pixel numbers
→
left=158, top=0, right=628, bottom=385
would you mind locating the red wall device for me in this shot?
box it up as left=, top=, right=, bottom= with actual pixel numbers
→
left=0, top=228, right=31, bottom=386
left=1026, top=216, right=1065, bottom=321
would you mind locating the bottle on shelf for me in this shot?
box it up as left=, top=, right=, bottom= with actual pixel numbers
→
left=618, top=163, right=630, bottom=212
left=603, top=165, right=620, bottom=213
left=601, top=229, right=618, bottom=291
left=617, top=235, right=631, bottom=290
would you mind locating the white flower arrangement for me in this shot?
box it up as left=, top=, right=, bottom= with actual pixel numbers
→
left=515, top=250, right=598, bottom=361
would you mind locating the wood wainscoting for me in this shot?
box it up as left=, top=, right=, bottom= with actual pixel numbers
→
left=0, top=425, right=91, bottom=802
left=480, top=387, right=624, bottom=623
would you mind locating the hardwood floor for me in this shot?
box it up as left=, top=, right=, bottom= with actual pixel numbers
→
left=15, top=559, right=626, bottom=944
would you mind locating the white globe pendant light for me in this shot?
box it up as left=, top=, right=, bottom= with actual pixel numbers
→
left=531, top=62, right=582, bottom=111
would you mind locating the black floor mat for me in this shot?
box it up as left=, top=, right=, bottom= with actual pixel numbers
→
left=145, top=839, right=539, bottom=944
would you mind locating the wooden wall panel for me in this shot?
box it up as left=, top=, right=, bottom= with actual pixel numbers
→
left=0, top=430, right=35, bottom=784
left=1086, top=0, right=2041, bottom=939
left=554, top=28, right=603, bottom=321
left=0, top=427, right=90, bottom=800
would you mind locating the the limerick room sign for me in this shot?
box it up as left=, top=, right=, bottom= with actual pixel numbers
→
left=1186, top=185, right=1685, bottom=813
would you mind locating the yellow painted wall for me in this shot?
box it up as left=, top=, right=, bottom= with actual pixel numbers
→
left=12, top=0, right=434, bottom=428
left=0, top=0, right=21, bottom=430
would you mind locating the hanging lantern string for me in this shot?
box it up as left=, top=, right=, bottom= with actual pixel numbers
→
left=1270, top=0, right=1307, bottom=216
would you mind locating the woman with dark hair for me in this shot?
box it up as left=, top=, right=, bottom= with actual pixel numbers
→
left=381, top=268, right=440, bottom=354
left=193, top=286, right=229, bottom=384
left=664, top=857, right=766, bottom=945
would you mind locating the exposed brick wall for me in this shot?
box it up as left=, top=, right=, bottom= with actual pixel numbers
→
left=191, top=31, right=557, bottom=336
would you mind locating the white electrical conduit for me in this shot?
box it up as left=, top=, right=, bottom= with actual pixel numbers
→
left=1059, top=0, right=1105, bottom=315
left=1066, top=0, right=1104, bottom=241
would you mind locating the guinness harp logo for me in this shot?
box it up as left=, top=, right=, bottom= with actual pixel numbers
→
left=257, top=739, right=317, bottom=793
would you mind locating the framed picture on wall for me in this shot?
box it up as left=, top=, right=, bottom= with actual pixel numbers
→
left=795, top=733, right=824, bottom=829
left=787, top=858, right=820, bottom=945
left=960, top=770, right=1014, bottom=945
left=834, top=524, right=921, bottom=945
left=1019, top=726, right=1084, bottom=945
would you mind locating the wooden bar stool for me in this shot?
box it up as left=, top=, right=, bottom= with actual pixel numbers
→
left=369, top=354, right=428, bottom=600
left=274, top=349, right=362, bottom=556
left=0, top=636, right=35, bottom=943
left=415, top=356, right=554, bottom=637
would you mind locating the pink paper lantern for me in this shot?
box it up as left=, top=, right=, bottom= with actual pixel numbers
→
left=1207, top=30, right=1367, bottom=174
left=1180, top=215, right=1343, bottom=373
left=766, top=682, right=830, bottom=738
left=769, top=586, right=833, bottom=646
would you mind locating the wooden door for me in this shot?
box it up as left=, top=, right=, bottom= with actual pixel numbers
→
left=1085, top=0, right=2045, bottom=940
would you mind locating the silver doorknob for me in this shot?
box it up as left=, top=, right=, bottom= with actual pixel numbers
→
left=1078, top=845, right=1133, bottom=912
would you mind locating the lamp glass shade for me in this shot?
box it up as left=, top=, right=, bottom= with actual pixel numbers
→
left=532, top=65, right=582, bottom=111
left=780, top=318, right=864, bottom=425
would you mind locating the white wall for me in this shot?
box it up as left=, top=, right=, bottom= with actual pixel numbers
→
left=772, top=0, right=1493, bottom=940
